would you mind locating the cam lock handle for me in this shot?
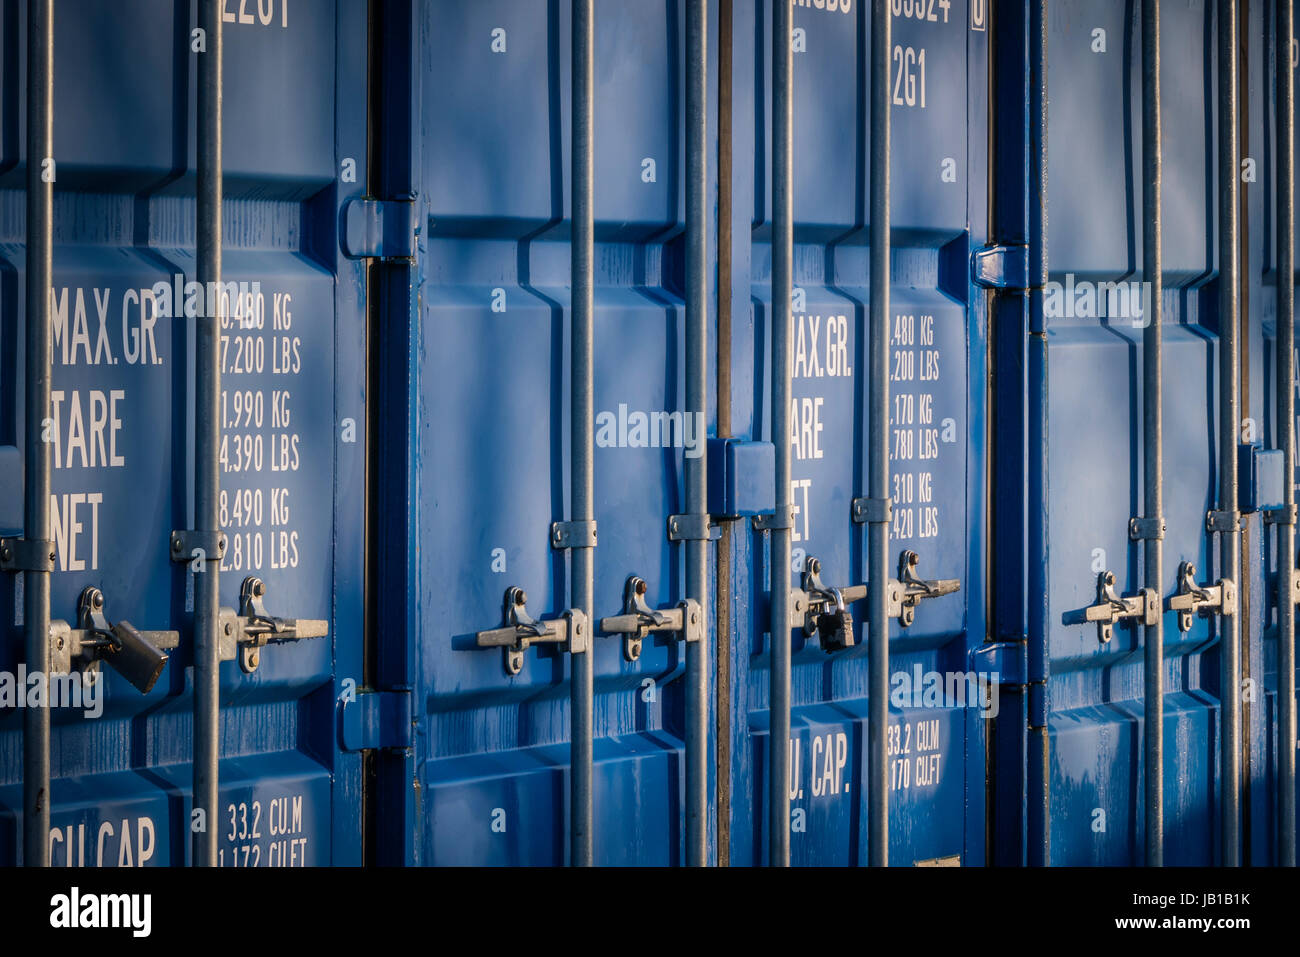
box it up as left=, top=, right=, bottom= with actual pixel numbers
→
left=217, top=576, right=329, bottom=674
left=1166, top=561, right=1235, bottom=633
left=475, top=586, right=589, bottom=676
left=794, top=551, right=961, bottom=653
left=892, top=550, right=961, bottom=627
left=1067, top=570, right=1159, bottom=644
left=598, top=576, right=703, bottom=661
left=795, top=557, right=865, bottom=653
left=46, top=586, right=180, bottom=694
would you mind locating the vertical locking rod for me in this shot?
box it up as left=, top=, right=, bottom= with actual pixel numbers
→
left=1217, top=0, right=1242, bottom=868
left=715, top=0, right=734, bottom=867
left=684, top=0, right=709, bottom=867
left=194, top=0, right=223, bottom=867
left=23, top=0, right=54, bottom=868
left=769, top=0, right=793, bottom=868
left=1141, top=0, right=1164, bottom=868
left=868, top=0, right=892, bottom=868
left=1027, top=0, right=1051, bottom=867
left=1277, top=0, right=1297, bottom=869
left=570, top=0, right=595, bottom=868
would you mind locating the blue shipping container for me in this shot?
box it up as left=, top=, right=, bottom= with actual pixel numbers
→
left=0, top=0, right=1296, bottom=869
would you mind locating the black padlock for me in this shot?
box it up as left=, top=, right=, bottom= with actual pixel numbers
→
left=817, top=587, right=855, bottom=653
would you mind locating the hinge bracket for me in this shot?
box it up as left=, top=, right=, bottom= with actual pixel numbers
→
left=851, top=496, right=892, bottom=524
left=969, top=641, right=1027, bottom=686
left=169, top=529, right=227, bottom=562
left=551, top=520, right=597, bottom=550
left=667, top=513, right=719, bottom=542
left=1265, top=504, right=1298, bottom=525
left=751, top=505, right=794, bottom=531
left=972, top=243, right=1031, bottom=290
left=1206, top=510, right=1240, bottom=533
left=1128, top=516, right=1166, bottom=541
left=0, top=537, right=55, bottom=572
left=341, top=197, right=417, bottom=260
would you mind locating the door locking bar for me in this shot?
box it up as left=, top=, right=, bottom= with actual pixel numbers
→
left=598, top=575, right=703, bottom=661
left=48, top=586, right=180, bottom=694
left=793, top=557, right=866, bottom=652
left=1166, top=561, right=1236, bottom=633
left=793, top=552, right=961, bottom=651
left=475, top=586, right=589, bottom=676
left=218, top=577, right=329, bottom=674
left=1066, top=570, right=1159, bottom=644
left=892, top=550, right=961, bottom=627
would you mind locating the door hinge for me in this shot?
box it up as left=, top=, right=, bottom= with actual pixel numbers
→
left=969, top=640, right=1027, bottom=686
left=972, top=243, right=1031, bottom=290
left=340, top=688, right=413, bottom=751
left=341, top=197, right=417, bottom=260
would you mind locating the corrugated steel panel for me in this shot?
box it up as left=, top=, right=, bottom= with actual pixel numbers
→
left=0, top=0, right=367, bottom=866
left=0, top=0, right=1294, bottom=870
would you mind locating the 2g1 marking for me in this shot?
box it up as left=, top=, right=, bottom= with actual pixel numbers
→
left=892, top=46, right=928, bottom=109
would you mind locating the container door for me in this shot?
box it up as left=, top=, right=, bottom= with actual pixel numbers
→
left=0, top=0, right=367, bottom=865
left=726, top=0, right=990, bottom=866
left=376, top=0, right=716, bottom=865
left=1011, top=0, right=1280, bottom=865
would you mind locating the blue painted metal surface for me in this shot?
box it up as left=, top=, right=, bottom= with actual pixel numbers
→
left=0, top=0, right=367, bottom=866
left=0, top=0, right=1295, bottom=869
left=1018, top=0, right=1292, bottom=866
left=734, top=0, right=988, bottom=866
left=393, top=0, right=720, bottom=866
